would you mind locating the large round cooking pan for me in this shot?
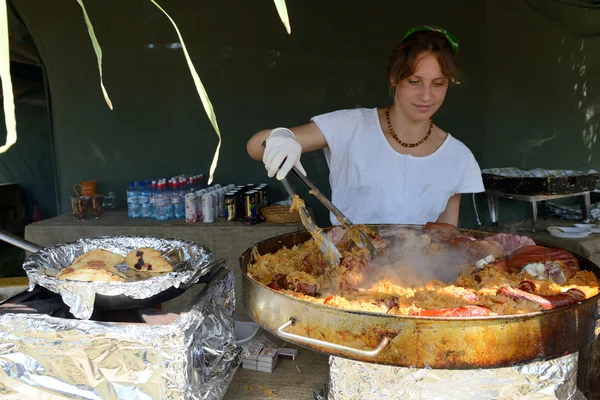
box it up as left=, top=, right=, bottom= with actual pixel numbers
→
left=239, top=224, right=600, bottom=369
left=0, top=229, right=224, bottom=310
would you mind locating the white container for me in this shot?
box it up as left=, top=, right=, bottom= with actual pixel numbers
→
left=235, top=321, right=259, bottom=346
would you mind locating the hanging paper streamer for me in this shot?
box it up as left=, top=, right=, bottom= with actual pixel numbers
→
left=273, top=0, right=291, bottom=34
left=76, top=0, right=113, bottom=110
left=0, top=0, right=16, bottom=154
left=150, top=0, right=222, bottom=185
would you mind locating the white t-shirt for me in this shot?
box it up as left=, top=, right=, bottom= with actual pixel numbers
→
left=310, top=108, right=485, bottom=225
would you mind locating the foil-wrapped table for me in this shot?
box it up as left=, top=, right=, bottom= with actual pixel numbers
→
left=0, top=267, right=243, bottom=400
left=328, top=354, right=582, bottom=400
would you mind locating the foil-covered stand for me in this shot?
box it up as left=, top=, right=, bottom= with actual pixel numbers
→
left=0, top=267, right=243, bottom=400
left=329, top=354, right=581, bottom=400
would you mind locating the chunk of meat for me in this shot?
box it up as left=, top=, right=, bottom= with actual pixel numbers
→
left=273, top=274, right=288, bottom=290
left=271, top=273, right=319, bottom=297
left=485, top=233, right=536, bottom=255
left=357, top=225, right=387, bottom=254
left=376, top=296, right=399, bottom=313
left=476, top=240, right=506, bottom=259
left=519, top=261, right=575, bottom=285
left=294, top=281, right=318, bottom=296
left=326, top=226, right=346, bottom=245
left=507, top=245, right=579, bottom=279
left=423, top=222, right=463, bottom=243
left=497, top=286, right=586, bottom=310
left=378, top=226, right=420, bottom=241
left=415, top=306, right=493, bottom=317
left=266, top=282, right=282, bottom=291
left=301, top=251, right=328, bottom=276
left=449, top=236, right=505, bottom=262
left=545, top=261, right=572, bottom=285
left=339, top=249, right=370, bottom=290
left=460, top=290, right=479, bottom=304
left=332, top=225, right=387, bottom=255
left=518, top=280, right=539, bottom=293
left=490, top=259, right=511, bottom=272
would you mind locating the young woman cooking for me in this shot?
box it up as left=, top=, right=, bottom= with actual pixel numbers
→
left=247, top=26, right=484, bottom=227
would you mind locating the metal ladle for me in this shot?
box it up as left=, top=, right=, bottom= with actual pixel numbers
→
left=279, top=176, right=343, bottom=266
left=288, top=166, right=378, bottom=259
left=262, top=140, right=342, bottom=266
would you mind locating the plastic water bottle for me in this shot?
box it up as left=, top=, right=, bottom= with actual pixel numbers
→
left=172, top=180, right=185, bottom=219
left=191, top=175, right=200, bottom=191
left=149, top=180, right=158, bottom=219
left=126, top=182, right=135, bottom=218
left=139, top=181, right=152, bottom=218
left=198, top=174, right=206, bottom=189
left=166, top=179, right=176, bottom=220
left=127, top=182, right=142, bottom=219
left=134, top=182, right=144, bottom=218
left=155, top=181, right=169, bottom=221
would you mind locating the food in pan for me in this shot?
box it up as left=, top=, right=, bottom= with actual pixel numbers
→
left=125, top=247, right=174, bottom=272
left=248, top=223, right=599, bottom=316
left=73, top=248, right=125, bottom=266
left=54, top=247, right=173, bottom=282
left=56, top=261, right=126, bottom=282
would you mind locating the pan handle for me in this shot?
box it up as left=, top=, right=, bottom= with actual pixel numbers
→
left=0, top=229, right=43, bottom=253
left=277, top=317, right=390, bottom=358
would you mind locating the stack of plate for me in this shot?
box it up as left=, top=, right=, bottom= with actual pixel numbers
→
left=547, top=224, right=599, bottom=238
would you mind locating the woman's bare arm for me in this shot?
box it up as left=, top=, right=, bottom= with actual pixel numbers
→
left=436, top=193, right=461, bottom=227
left=246, top=121, right=328, bottom=161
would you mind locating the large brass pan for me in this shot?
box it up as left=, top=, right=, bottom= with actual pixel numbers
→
left=239, top=225, right=600, bottom=369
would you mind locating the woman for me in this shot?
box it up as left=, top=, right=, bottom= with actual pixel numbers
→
left=247, top=26, right=484, bottom=227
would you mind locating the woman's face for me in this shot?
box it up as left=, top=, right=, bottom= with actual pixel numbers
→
left=392, top=52, right=449, bottom=122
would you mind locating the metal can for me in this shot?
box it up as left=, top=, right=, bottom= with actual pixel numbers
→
left=201, top=193, right=215, bottom=223
left=225, top=192, right=237, bottom=221
left=245, top=183, right=255, bottom=192
left=217, top=188, right=227, bottom=217
left=185, top=193, right=197, bottom=223
left=195, top=190, right=205, bottom=220
left=230, top=190, right=242, bottom=220
left=257, top=185, right=269, bottom=210
left=210, top=191, right=219, bottom=219
left=244, top=191, right=258, bottom=217
left=253, top=188, right=263, bottom=215
left=236, top=185, right=246, bottom=193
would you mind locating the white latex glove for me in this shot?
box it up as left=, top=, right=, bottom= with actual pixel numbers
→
left=263, top=128, right=307, bottom=180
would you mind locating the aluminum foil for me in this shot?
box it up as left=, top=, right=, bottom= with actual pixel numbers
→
left=329, top=354, right=579, bottom=400
left=546, top=201, right=600, bottom=222
left=22, top=236, right=214, bottom=319
left=0, top=267, right=243, bottom=400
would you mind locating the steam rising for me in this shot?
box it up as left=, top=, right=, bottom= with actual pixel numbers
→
left=366, top=228, right=476, bottom=287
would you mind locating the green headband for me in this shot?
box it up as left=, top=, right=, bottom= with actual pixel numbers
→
left=400, top=26, right=459, bottom=55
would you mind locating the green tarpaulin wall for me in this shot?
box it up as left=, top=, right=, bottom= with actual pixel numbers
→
left=1, top=0, right=599, bottom=228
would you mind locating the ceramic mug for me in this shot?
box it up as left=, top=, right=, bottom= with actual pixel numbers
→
left=74, top=180, right=99, bottom=197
